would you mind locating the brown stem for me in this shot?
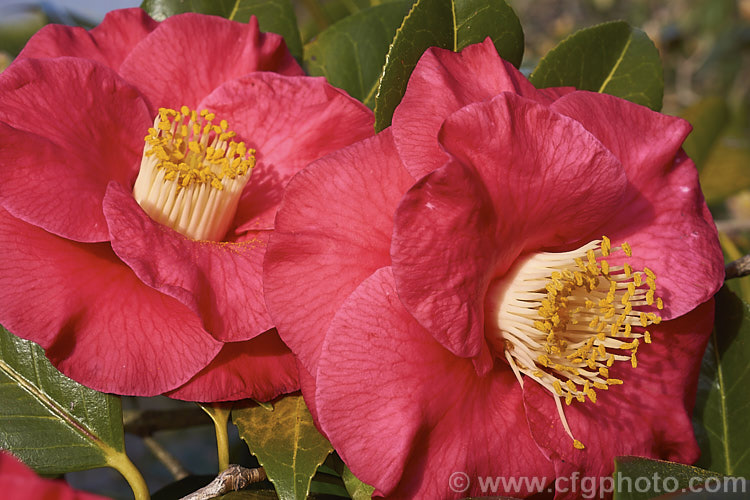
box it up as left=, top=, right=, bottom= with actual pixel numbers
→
left=179, top=465, right=266, bottom=500
left=726, top=254, right=750, bottom=280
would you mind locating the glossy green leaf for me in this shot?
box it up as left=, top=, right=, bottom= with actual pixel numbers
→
left=140, top=0, right=303, bottom=60
left=530, top=21, right=663, bottom=111
left=304, top=1, right=412, bottom=108
left=233, top=394, right=333, bottom=500
left=681, top=96, right=731, bottom=171
left=342, top=465, right=374, bottom=499
left=694, top=287, right=750, bottom=477
left=613, top=456, right=736, bottom=499
left=0, top=326, right=131, bottom=475
left=373, top=0, right=523, bottom=130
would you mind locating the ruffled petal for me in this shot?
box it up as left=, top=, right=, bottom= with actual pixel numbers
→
left=103, top=182, right=272, bottom=342
left=391, top=38, right=553, bottom=179
left=391, top=93, right=625, bottom=359
left=264, top=130, right=414, bottom=375
left=17, top=8, right=157, bottom=70
left=439, top=93, right=626, bottom=250
left=391, top=160, right=498, bottom=362
left=167, top=330, right=299, bottom=402
left=523, top=301, right=714, bottom=498
left=0, top=58, right=151, bottom=242
left=119, top=14, right=303, bottom=110
left=316, top=267, right=555, bottom=498
left=552, top=92, right=723, bottom=319
left=1, top=451, right=108, bottom=500
left=195, top=72, right=375, bottom=232
left=0, top=208, right=221, bottom=396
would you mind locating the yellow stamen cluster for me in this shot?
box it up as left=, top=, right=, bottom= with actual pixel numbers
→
left=143, top=106, right=254, bottom=191
left=133, top=106, right=256, bottom=241
left=485, top=237, right=663, bottom=451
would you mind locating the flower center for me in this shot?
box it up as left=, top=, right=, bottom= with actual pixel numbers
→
left=133, top=106, right=256, bottom=241
left=485, top=236, right=663, bottom=450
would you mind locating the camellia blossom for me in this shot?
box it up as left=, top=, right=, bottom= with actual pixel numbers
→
left=0, top=8, right=374, bottom=400
left=0, top=451, right=108, bottom=500
left=264, top=39, right=725, bottom=498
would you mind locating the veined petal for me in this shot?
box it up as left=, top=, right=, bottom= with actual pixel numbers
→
left=392, top=38, right=565, bottom=179
left=264, top=130, right=414, bottom=375
left=391, top=160, right=498, bottom=363
left=17, top=8, right=157, bottom=70
left=119, top=14, right=303, bottom=110
left=0, top=208, right=221, bottom=396
left=103, top=182, right=273, bottom=343
left=167, top=330, right=299, bottom=402
left=196, top=72, right=375, bottom=232
left=316, top=267, right=555, bottom=498
left=0, top=58, right=151, bottom=242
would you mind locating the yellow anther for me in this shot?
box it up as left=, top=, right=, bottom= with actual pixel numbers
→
left=598, top=367, right=609, bottom=378
left=553, top=380, right=563, bottom=396
left=607, top=378, right=623, bottom=385
left=566, top=380, right=577, bottom=392
left=623, top=263, right=632, bottom=277
left=622, top=242, right=632, bottom=257
left=640, top=312, right=648, bottom=327
left=601, top=236, right=611, bottom=256
left=573, top=439, right=585, bottom=450
left=587, top=389, right=597, bottom=403
left=607, top=354, right=615, bottom=367
left=180, top=105, right=190, bottom=115
left=633, top=273, right=642, bottom=287
left=656, top=297, right=664, bottom=310
left=601, top=260, right=610, bottom=275
left=565, top=393, right=573, bottom=405
left=587, top=249, right=596, bottom=266
left=644, top=331, right=651, bottom=343
left=624, top=323, right=632, bottom=337
left=594, top=382, right=609, bottom=390
left=644, top=267, right=655, bottom=279
left=631, top=353, right=638, bottom=368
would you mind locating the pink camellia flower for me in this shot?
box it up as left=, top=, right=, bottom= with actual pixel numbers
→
left=0, top=451, right=107, bottom=500
left=264, top=39, right=725, bottom=498
left=0, top=8, right=374, bottom=401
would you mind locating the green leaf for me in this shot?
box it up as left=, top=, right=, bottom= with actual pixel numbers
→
left=0, top=326, right=124, bottom=475
left=342, top=465, right=374, bottom=500
left=140, top=0, right=303, bottom=60
left=529, top=21, right=663, bottom=111
left=233, top=394, right=333, bottom=500
left=681, top=96, right=731, bottom=171
left=304, top=1, right=413, bottom=108
left=693, top=287, right=750, bottom=476
left=613, top=456, right=733, bottom=500
left=373, top=0, right=523, bottom=130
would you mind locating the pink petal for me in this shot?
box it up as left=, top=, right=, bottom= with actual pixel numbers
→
left=392, top=93, right=625, bottom=359
left=552, top=92, right=723, bottom=319
left=1, top=451, right=108, bottom=500
left=167, top=330, right=299, bottom=402
left=264, top=130, right=414, bottom=375
left=195, top=72, right=375, bottom=232
left=391, top=38, right=555, bottom=179
left=103, top=182, right=273, bottom=343
left=0, top=57, right=151, bottom=242
left=0, top=208, right=221, bottom=396
left=523, top=301, right=714, bottom=496
left=391, top=159, right=498, bottom=364
left=119, top=14, right=303, bottom=111
left=316, top=267, right=555, bottom=498
left=17, top=8, right=157, bottom=70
